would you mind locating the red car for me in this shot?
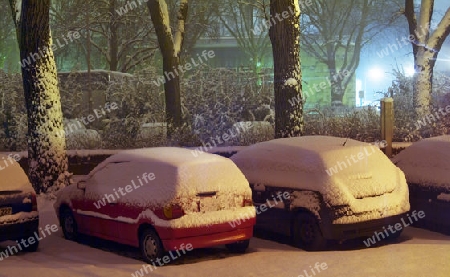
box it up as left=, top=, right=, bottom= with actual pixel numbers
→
left=54, top=147, right=255, bottom=263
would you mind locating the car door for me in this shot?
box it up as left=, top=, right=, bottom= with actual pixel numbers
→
left=69, top=175, right=95, bottom=236
left=251, top=184, right=292, bottom=236
left=108, top=162, right=155, bottom=245
left=77, top=162, right=128, bottom=239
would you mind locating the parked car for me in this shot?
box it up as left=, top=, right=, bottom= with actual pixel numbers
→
left=392, top=135, right=450, bottom=234
left=54, top=147, right=255, bottom=263
left=231, top=136, right=410, bottom=250
left=0, top=154, right=39, bottom=252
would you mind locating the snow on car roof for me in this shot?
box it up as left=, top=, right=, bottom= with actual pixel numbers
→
left=78, top=147, right=251, bottom=208
left=232, top=135, right=376, bottom=171
left=392, top=135, right=450, bottom=189
left=90, top=147, right=228, bottom=176
left=231, top=136, right=407, bottom=208
left=0, top=154, right=33, bottom=192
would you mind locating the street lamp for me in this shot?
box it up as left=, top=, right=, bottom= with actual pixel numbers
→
left=368, top=67, right=384, bottom=80
left=365, top=67, right=385, bottom=104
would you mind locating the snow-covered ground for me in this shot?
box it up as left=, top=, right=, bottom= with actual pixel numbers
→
left=1, top=196, right=450, bottom=277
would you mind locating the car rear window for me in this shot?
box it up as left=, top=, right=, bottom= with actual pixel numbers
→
left=0, top=159, right=31, bottom=192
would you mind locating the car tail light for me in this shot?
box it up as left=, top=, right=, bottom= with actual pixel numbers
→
left=243, top=198, right=253, bottom=207
left=31, top=193, right=38, bottom=211
left=155, top=205, right=185, bottom=220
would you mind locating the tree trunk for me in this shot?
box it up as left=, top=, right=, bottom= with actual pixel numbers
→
left=269, top=0, right=303, bottom=138
left=162, top=55, right=182, bottom=130
left=404, top=0, right=450, bottom=119
left=413, top=50, right=435, bottom=118
left=109, top=0, right=119, bottom=72
left=9, top=0, right=68, bottom=194
left=330, top=85, right=345, bottom=104
left=147, top=0, right=188, bottom=136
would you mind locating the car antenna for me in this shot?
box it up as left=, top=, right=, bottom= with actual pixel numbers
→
left=342, top=138, right=349, bottom=146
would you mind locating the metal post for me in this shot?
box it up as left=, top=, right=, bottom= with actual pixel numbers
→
left=381, top=97, right=394, bottom=157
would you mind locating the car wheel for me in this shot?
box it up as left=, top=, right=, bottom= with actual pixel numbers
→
left=21, top=236, right=39, bottom=252
left=61, top=208, right=78, bottom=241
left=387, top=229, right=403, bottom=240
left=139, top=228, right=165, bottom=264
left=226, top=239, right=250, bottom=253
left=292, top=212, right=327, bottom=251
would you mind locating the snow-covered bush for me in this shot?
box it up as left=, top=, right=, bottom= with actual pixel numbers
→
left=58, top=72, right=86, bottom=119
left=101, top=70, right=167, bottom=148
left=137, top=122, right=167, bottom=141
left=304, top=70, right=450, bottom=143
left=0, top=70, right=27, bottom=151
left=303, top=105, right=381, bottom=142
left=233, top=121, right=274, bottom=145
left=3, top=67, right=448, bottom=151
left=64, top=119, right=102, bottom=150
left=387, top=70, right=450, bottom=142
left=182, top=67, right=274, bottom=145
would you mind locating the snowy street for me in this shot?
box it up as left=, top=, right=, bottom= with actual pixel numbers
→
left=1, top=197, right=449, bottom=277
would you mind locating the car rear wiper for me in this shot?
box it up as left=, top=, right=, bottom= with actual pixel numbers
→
left=342, top=137, right=349, bottom=146
left=196, top=191, right=217, bottom=197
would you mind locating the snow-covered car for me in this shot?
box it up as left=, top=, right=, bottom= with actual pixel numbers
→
left=0, top=154, right=39, bottom=252
left=54, top=147, right=255, bottom=263
left=231, top=136, right=410, bottom=250
left=392, top=135, right=450, bottom=234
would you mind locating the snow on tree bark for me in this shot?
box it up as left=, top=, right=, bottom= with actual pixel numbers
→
left=9, top=0, right=69, bottom=194
left=269, top=0, right=303, bottom=138
left=404, top=0, right=450, bottom=118
left=147, top=0, right=188, bottom=135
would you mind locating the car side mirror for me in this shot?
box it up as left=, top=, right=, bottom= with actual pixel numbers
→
left=77, top=180, right=87, bottom=190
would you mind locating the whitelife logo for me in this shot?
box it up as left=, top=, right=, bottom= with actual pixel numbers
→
left=152, top=50, right=215, bottom=87
left=376, top=24, right=435, bottom=58
left=93, top=172, right=155, bottom=209
left=191, top=122, right=253, bottom=157
left=20, top=31, right=81, bottom=68
left=288, top=70, right=350, bottom=107
left=56, top=102, right=119, bottom=138
left=0, top=224, right=58, bottom=261
left=0, top=154, right=21, bottom=172
left=363, top=210, right=425, bottom=247
left=325, top=144, right=379, bottom=176
left=251, top=0, right=313, bottom=35
left=414, top=105, right=450, bottom=130
left=115, top=0, right=148, bottom=16
left=297, top=262, right=328, bottom=277
left=131, top=243, right=194, bottom=277
left=228, top=192, right=290, bottom=228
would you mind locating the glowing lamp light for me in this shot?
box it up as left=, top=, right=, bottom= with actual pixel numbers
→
left=367, top=67, right=384, bottom=81
left=405, top=66, right=415, bottom=77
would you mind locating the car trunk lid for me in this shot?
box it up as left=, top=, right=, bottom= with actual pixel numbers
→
left=324, top=145, right=398, bottom=199
left=0, top=189, right=36, bottom=219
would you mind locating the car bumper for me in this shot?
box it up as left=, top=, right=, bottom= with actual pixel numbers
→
left=157, top=218, right=256, bottom=251
left=321, top=213, right=408, bottom=240
left=0, top=217, right=39, bottom=242
left=408, top=185, right=450, bottom=234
